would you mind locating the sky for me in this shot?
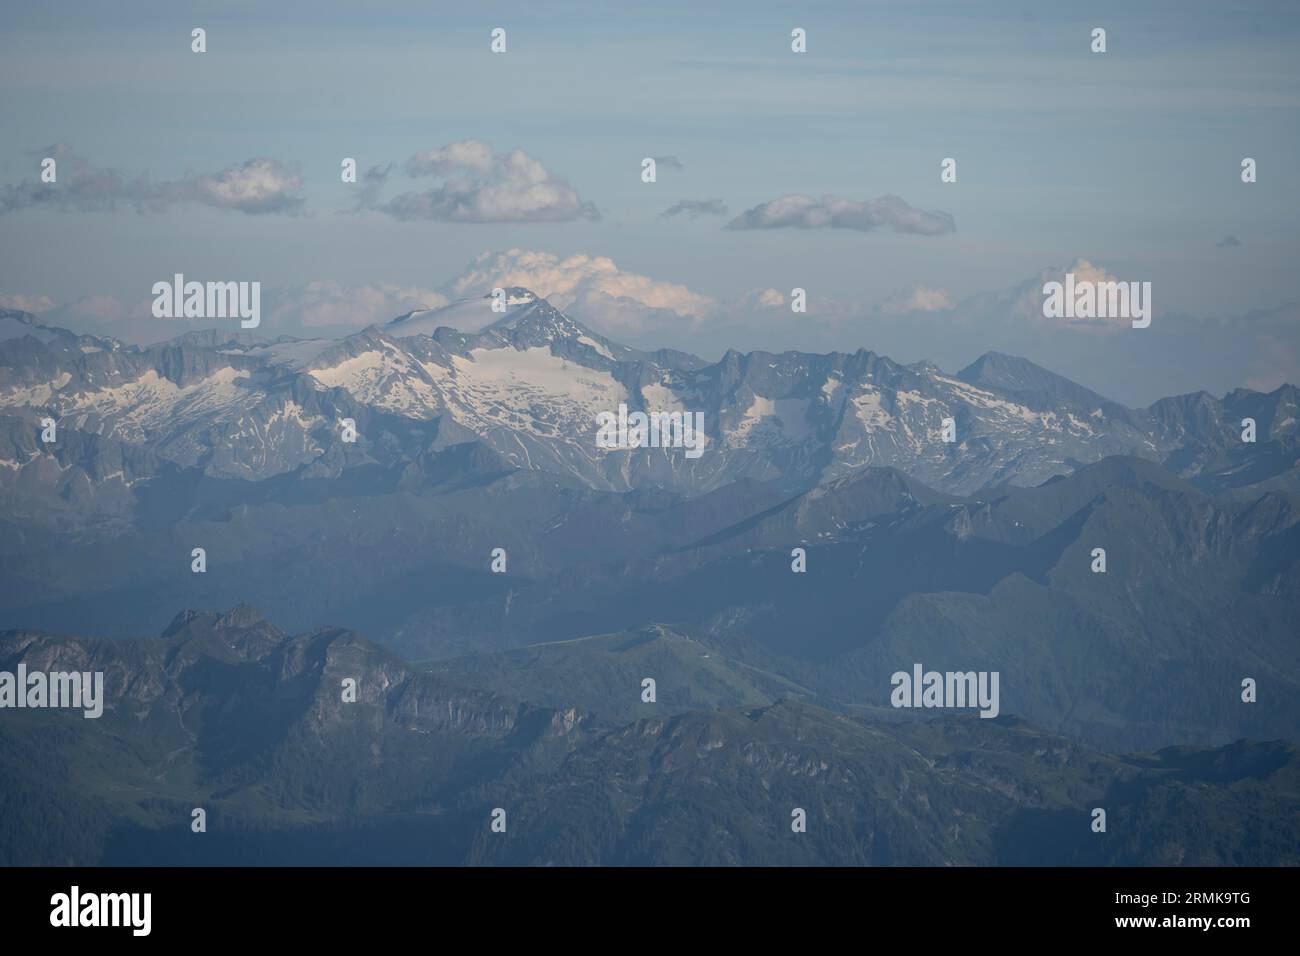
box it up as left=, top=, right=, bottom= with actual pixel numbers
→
left=1, top=0, right=1297, bottom=405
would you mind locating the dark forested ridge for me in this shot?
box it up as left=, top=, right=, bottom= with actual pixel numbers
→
left=2, top=608, right=1296, bottom=866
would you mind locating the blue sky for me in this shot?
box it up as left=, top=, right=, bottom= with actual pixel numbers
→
left=1, top=0, right=1297, bottom=403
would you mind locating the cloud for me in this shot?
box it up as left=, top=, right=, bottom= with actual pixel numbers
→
left=406, top=141, right=498, bottom=178
left=881, top=287, right=953, bottom=314
left=450, top=249, right=716, bottom=322
left=377, top=141, right=599, bottom=223
left=726, top=194, right=954, bottom=235
left=1029, top=259, right=1138, bottom=331
left=164, top=158, right=305, bottom=215
left=347, top=163, right=393, bottom=213
left=941, top=259, right=1139, bottom=334
left=747, top=288, right=787, bottom=309
left=266, top=282, right=449, bottom=328
left=1217, top=234, right=1243, bottom=248
left=565, top=291, right=703, bottom=338
left=662, top=198, right=728, bottom=219
left=0, top=145, right=305, bottom=216
left=0, top=293, right=57, bottom=313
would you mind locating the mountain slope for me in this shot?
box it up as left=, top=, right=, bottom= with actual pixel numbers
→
left=2, top=609, right=1295, bottom=866
left=432, top=624, right=814, bottom=722
left=392, top=457, right=1300, bottom=751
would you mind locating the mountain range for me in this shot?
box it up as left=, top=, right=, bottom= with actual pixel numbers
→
left=2, top=607, right=1296, bottom=866
left=1, top=291, right=1298, bottom=865
left=3, top=291, right=1296, bottom=519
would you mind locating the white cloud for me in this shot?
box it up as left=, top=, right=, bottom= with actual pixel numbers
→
left=881, top=287, right=953, bottom=314
left=0, top=293, right=57, bottom=313
left=450, top=249, right=717, bottom=323
left=172, top=158, right=305, bottom=215
left=379, top=141, right=599, bottom=223
left=918, top=258, right=1145, bottom=336
left=267, top=282, right=449, bottom=328
left=1014, top=259, right=1136, bottom=332
left=739, top=288, right=787, bottom=309
left=406, top=141, right=498, bottom=177
left=0, top=145, right=304, bottom=216
left=726, top=194, right=954, bottom=235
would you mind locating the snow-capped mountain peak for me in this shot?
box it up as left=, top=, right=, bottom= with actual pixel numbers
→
left=0, top=298, right=1295, bottom=506
left=383, top=289, right=632, bottom=369
left=386, top=287, right=542, bottom=340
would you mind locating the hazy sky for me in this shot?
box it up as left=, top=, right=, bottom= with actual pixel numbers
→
left=1, top=0, right=1297, bottom=404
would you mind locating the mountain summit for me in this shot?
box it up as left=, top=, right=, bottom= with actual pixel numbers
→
left=386, top=287, right=541, bottom=337
left=385, top=287, right=636, bottom=364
